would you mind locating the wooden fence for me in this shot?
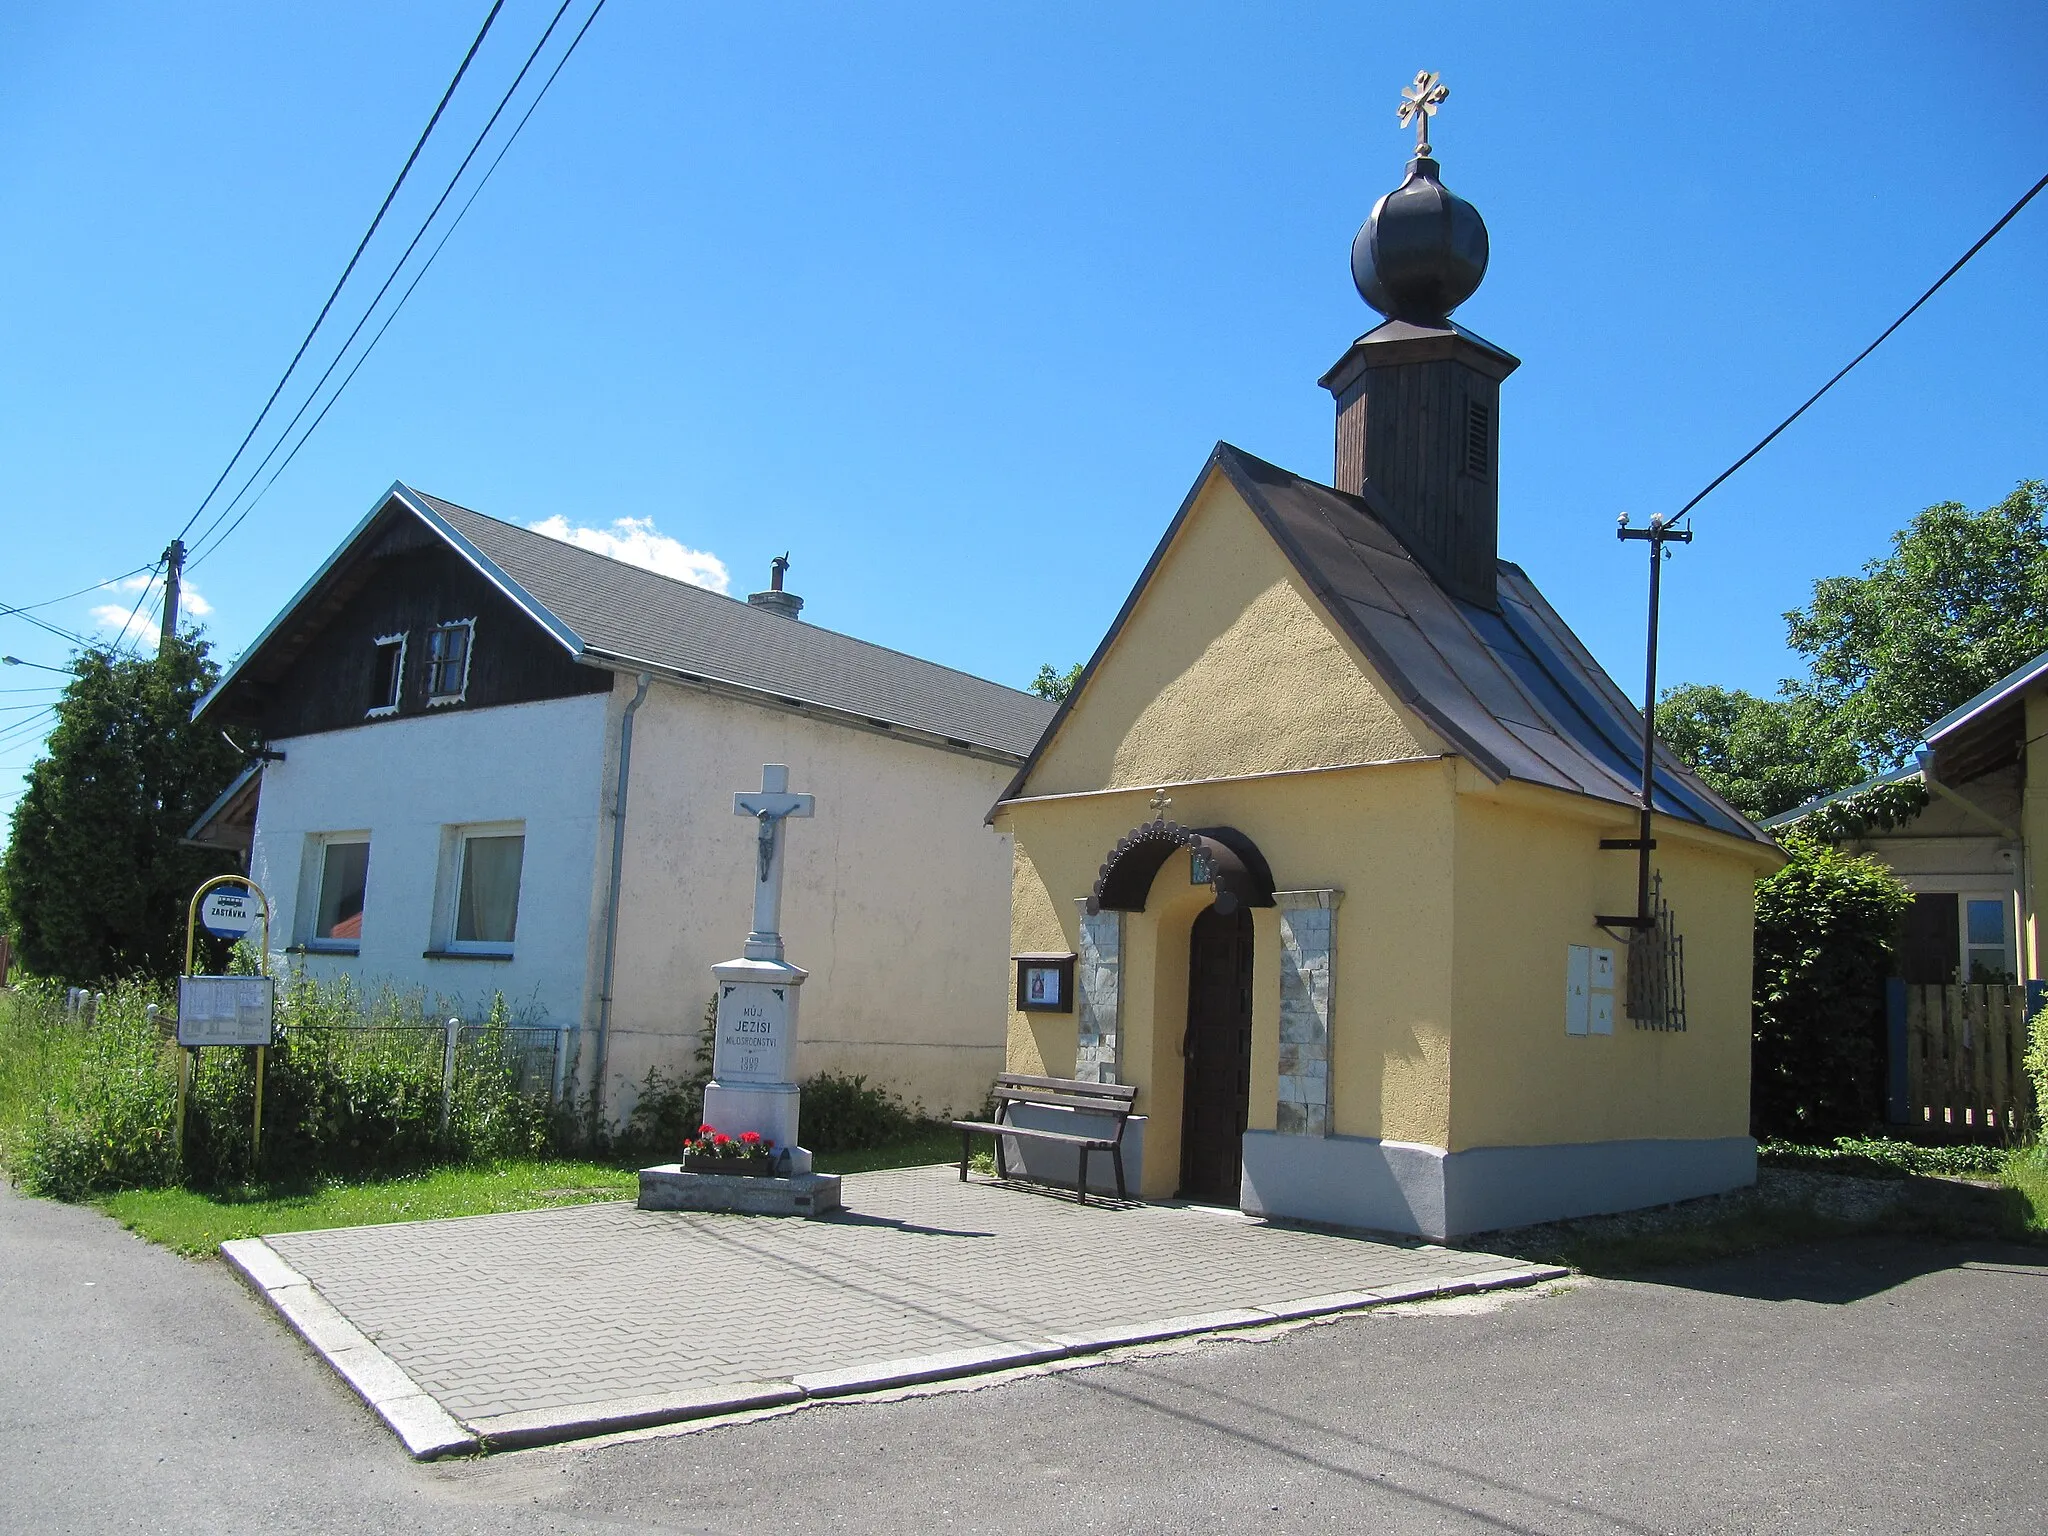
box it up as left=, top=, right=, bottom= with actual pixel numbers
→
left=1890, top=982, right=2036, bottom=1136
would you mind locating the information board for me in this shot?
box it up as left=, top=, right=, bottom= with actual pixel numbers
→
left=177, top=975, right=276, bottom=1048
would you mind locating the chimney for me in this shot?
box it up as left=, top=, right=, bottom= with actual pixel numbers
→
left=1319, top=73, right=1518, bottom=611
left=747, top=553, right=804, bottom=620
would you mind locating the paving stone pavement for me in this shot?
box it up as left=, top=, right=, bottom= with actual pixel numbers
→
left=261, top=1166, right=1530, bottom=1432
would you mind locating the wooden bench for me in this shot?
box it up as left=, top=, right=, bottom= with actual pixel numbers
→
left=952, top=1074, right=1138, bottom=1204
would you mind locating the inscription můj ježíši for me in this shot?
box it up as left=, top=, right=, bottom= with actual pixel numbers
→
left=714, top=982, right=792, bottom=1083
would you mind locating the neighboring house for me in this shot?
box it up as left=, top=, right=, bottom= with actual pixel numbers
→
left=1766, top=654, right=2046, bottom=991
left=990, top=138, right=1783, bottom=1238
left=189, top=484, right=1054, bottom=1120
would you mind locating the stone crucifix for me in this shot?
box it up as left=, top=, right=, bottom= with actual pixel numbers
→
left=734, top=764, right=814, bottom=962
left=1397, top=69, right=1450, bottom=157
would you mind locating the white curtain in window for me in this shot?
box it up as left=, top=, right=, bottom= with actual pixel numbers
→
left=457, top=835, right=524, bottom=944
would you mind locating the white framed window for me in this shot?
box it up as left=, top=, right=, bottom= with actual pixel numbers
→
left=1964, top=897, right=2014, bottom=983
left=424, top=619, right=474, bottom=706
left=438, top=824, right=525, bottom=955
left=302, top=834, right=371, bottom=951
left=1898, top=881, right=2020, bottom=984
left=367, top=632, right=406, bottom=717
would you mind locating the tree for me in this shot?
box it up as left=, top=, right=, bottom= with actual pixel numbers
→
left=1661, top=480, right=2047, bottom=816
left=0, top=637, right=243, bottom=983
left=1786, top=479, right=2048, bottom=766
left=1750, top=833, right=1913, bottom=1139
left=1656, top=683, right=1863, bottom=822
left=1029, top=661, right=1084, bottom=703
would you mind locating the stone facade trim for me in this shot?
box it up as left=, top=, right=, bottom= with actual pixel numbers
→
left=1274, top=888, right=1342, bottom=1136
left=1073, top=900, right=1123, bottom=1083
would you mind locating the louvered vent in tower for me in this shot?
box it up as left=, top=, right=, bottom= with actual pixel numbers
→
left=1464, top=397, right=1490, bottom=478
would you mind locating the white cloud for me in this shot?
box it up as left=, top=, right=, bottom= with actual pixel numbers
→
left=89, top=573, right=212, bottom=650
left=528, top=515, right=730, bottom=594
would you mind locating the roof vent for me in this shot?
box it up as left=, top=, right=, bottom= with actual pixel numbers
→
left=747, top=553, right=804, bottom=620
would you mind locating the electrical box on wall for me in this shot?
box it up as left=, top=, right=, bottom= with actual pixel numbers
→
left=1566, top=944, right=1616, bottom=1036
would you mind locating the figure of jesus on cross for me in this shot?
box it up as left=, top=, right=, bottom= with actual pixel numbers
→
left=735, top=764, right=814, bottom=962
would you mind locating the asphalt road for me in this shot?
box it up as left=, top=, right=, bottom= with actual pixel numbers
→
left=4, top=1183, right=2044, bottom=1535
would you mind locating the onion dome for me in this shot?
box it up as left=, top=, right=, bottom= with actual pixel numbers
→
left=1350, top=72, right=1489, bottom=325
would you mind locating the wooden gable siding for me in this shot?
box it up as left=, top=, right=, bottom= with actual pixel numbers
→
left=250, top=537, right=611, bottom=739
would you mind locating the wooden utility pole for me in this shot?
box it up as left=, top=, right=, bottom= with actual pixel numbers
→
left=158, top=539, right=185, bottom=652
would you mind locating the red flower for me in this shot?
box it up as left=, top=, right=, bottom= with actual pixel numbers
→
left=698, top=1124, right=716, bottom=1137
left=713, top=1132, right=731, bottom=1146
left=739, top=1131, right=761, bottom=1145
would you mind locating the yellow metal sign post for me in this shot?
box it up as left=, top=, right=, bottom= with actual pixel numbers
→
left=176, top=874, right=273, bottom=1169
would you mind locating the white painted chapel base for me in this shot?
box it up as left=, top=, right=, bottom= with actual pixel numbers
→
left=1239, top=1130, right=1758, bottom=1240
left=998, top=1104, right=1147, bottom=1196
left=637, top=1165, right=843, bottom=1217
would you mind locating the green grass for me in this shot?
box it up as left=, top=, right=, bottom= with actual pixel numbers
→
left=95, top=1159, right=641, bottom=1256
left=2004, top=1144, right=2048, bottom=1233
left=88, top=1132, right=970, bottom=1257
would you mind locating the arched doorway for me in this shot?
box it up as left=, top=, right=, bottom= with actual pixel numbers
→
left=1180, top=901, right=1254, bottom=1204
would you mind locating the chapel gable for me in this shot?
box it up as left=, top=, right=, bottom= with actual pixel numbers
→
left=1016, top=468, right=1438, bottom=799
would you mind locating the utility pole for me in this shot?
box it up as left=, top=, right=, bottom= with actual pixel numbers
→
left=1597, top=512, right=1694, bottom=931
left=158, top=540, right=185, bottom=653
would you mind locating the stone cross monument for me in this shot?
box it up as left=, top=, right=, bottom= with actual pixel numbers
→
left=700, top=765, right=817, bottom=1173
left=639, top=763, right=841, bottom=1214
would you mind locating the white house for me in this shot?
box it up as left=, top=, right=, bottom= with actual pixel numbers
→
left=190, top=483, right=1054, bottom=1122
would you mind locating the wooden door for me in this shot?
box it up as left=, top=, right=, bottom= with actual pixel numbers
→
left=1180, top=903, right=1255, bottom=1204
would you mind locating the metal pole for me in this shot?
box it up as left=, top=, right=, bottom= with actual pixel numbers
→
left=1635, top=527, right=1663, bottom=924
left=441, top=1017, right=461, bottom=1133
left=175, top=1047, right=191, bottom=1165
left=251, top=1044, right=266, bottom=1169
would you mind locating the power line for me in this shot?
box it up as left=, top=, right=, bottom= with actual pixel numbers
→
left=0, top=599, right=96, bottom=650
left=171, top=2, right=507, bottom=548
left=1674, top=167, right=2048, bottom=524
left=190, top=0, right=610, bottom=568
left=188, top=0, right=588, bottom=564
left=0, top=563, right=156, bottom=619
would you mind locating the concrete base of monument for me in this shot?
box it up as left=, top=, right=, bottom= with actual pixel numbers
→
left=637, top=1164, right=843, bottom=1217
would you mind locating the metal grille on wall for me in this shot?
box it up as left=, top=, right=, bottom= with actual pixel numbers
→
left=1627, top=873, right=1687, bottom=1031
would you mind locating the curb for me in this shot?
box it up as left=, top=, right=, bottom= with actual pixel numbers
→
left=221, top=1238, right=478, bottom=1460
left=225, top=1238, right=1567, bottom=1457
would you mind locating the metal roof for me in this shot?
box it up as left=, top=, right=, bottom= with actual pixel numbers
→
left=999, top=443, right=1771, bottom=846
left=1923, top=647, right=2048, bottom=747
left=195, top=483, right=1054, bottom=760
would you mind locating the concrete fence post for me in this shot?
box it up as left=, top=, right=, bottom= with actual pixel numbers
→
left=551, top=1024, right=570, bottom=1104
left=440, top=1017, right=461, bottom=1133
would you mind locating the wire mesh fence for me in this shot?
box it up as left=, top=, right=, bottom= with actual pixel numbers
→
left=277, top=1019, right=574, bottom=1122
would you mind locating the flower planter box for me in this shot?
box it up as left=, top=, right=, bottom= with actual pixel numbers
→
left=680, top=1154, right=779, bottom=1177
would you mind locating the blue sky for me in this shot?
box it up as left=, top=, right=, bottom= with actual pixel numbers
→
left=2, top=2, right=2044, bottom=814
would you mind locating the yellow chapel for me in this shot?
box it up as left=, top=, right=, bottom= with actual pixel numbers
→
left=989, top=110, right=1783, bottom=1239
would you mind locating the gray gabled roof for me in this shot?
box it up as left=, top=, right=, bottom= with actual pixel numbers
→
left=196, top=482, right=1055, bottom=760
left=1000, top=444, right=1772, bottom=847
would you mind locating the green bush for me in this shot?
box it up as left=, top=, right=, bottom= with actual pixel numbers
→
left=0, top=970, right=562, bottom=1198
left=1752, top=834, right=1913, bottom=1139
left=5, top=980, right=180, bottom=1200
left=2026, top=1001, right=2047, bottom=1131
left=799, top=1072, right=934, bottom=1152
left=1759, top=1135, right=2008, bottom=1180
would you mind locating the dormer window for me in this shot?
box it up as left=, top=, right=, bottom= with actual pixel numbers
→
left=425, top=620, right=473, bottom=706
left=367, top=633, right=406, bottom=717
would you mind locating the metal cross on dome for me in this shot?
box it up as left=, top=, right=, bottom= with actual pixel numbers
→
left=1397, top=69, right=1450, bottom=156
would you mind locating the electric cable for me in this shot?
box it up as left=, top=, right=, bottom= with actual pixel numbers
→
left=171, top=2, right=506, bottom=547
left=1673, top=168, right=2048, bottom=524
left=0, top=599, right=98, bottom=650
left=187, top=0, right=586, bottom=564
left=0, top=563, right=156, bottom=619
left=189, top=0, right=610, bottom=568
